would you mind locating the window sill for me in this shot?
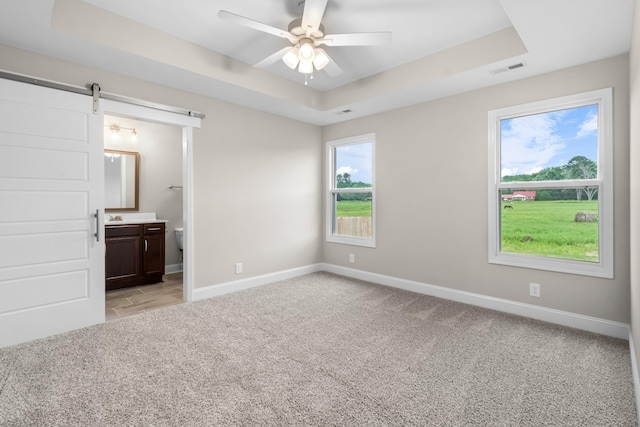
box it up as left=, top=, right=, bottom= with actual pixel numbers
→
left=489, top=252, right=612, bottom=279
left=327, top=235, right=376, bottom=248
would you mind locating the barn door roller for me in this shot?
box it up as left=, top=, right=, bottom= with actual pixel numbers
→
left=91, top=83, right=100, bottom=114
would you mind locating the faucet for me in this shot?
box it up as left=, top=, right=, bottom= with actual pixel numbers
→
left=108, top=215, right=123, bottom=221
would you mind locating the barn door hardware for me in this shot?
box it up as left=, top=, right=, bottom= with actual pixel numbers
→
left=91, top=83, right=100, bottom=114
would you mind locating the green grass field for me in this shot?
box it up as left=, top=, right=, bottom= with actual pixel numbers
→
left=501, top=200, right=599, bottom=262
left=336, top=200, right=372, bottom=217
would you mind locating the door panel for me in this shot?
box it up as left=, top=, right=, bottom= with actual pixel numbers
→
left=0, top=191, right=87, bottom=222
left=0, top=270, right=88, bottom=313
left=0, top=145, right=88, bottom=180
left=0, top=231, right=87, bottom=268
left=0, top=97, right=88, bottom=140
left=0, top=78, right=104, bottom=348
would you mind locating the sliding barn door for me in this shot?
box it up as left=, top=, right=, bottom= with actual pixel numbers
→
left=0, top=78, right=104, bottom=348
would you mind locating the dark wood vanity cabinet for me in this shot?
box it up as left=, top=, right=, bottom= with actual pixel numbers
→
left=105, top=222, right=165, bottom=291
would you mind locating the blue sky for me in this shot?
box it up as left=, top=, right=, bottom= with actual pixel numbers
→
left=500, top=104, right=598, bottom=177
left=335, top=142, right=373, bottom=185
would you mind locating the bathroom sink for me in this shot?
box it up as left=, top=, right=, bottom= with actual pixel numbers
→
left=104, top=212, right=168, bottom=225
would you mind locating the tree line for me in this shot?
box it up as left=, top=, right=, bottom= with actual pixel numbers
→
left=502, top=156, right=598, bottom=201
left=336, top=173, right=372, bottom=201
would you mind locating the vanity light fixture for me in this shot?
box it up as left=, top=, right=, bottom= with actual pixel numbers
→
left=105, top=124, right=138, bottom=141
left=109, top=124, right=121, bottom=140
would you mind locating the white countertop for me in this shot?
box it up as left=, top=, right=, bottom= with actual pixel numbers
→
left=104, top=212, right=167, bottom=225
left=105, top=219, right=168, bottom=225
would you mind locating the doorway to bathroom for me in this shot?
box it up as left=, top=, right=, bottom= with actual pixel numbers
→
left=102, top=99, right=200, bottom=316
left=103, top=114, right=186, bottom=320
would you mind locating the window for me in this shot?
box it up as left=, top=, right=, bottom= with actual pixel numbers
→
left=326, top=133, right=375, bottom=247
left=488, top=88, right=613, bottom=278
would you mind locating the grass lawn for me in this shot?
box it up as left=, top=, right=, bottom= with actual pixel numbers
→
left=501, top=200, right=599, bottom=262
left=336, top=200, right=372, bottom=217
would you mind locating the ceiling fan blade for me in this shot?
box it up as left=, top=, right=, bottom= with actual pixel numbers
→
left=218, top=10, right=296, bottom=42
left=301, top=0, right=328, bottom=35
left=323, top=55, right=343, bottom=77
left=254, top=47, right=292, bottom=69
left=321, top=32, right=392, bottom=47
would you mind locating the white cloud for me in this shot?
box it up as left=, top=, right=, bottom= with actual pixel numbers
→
left=501, top=112, right=565, bottom=176
left=501, top=166, right=542, bottom=177
left=528, top=166, right=543, bottom=174
left=337, top=166, right=358, bottom=176
left=576, top=111, right=597, bottom=137
left=501, top=168, right=518, bottom=177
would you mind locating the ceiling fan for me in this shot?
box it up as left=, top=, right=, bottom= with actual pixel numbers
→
left=218, top=0, right=391, bottom=80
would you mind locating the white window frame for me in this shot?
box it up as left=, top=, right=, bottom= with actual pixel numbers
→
left=326, top=133, right=376, bottom=247
left=488, top=88, right=613, bottom=278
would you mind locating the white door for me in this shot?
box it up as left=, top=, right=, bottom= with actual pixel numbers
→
left=0, top=78, right=104, bottom=348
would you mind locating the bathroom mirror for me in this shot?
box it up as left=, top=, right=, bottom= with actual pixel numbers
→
left=105, top=149, right=139, bottom=211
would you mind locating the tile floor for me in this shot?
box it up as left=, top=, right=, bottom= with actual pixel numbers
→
left=105, top=272, right=183, bottom=321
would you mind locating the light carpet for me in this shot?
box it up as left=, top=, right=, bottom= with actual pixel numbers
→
left=0, top=272, right=636, bottom=426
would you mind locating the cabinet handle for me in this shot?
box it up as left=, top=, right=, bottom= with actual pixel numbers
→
left=145, top=239, right=148, bottom=252
left=148, top=227, right=161, bottom=231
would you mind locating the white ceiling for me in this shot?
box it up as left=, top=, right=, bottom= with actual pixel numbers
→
left=0, top=0, right=634, bottom=125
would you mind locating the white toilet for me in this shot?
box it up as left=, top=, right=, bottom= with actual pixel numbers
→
left=174, top=227, right=184, bottom=250
left=175, top=227, right=184, bottom=270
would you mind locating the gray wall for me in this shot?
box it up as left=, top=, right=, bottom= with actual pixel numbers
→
left=323, top=55, right=630, bottom=323
left=192, top=102, right=322, bottom=285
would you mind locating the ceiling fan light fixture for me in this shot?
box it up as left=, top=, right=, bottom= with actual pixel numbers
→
left=298, top=59, right=314, bottom=74
left=313, top=48, right=330, bottom=70
left=298, top=40, right=315, bottom=62
left=282, top=47, right=300, bottom=69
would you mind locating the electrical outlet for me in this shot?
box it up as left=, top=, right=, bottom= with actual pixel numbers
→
left=529, top=282, right=541, bottom=297
left=349, top=254, right=355, bottom=263
left=235, top=262, right=242, bottom=274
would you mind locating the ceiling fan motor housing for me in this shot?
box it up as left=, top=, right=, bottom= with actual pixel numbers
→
left=288, top=18, right=325, bottom=40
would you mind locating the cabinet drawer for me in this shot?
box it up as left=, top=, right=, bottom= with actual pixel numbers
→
left=105, top=224, right=141, bottom=238
left=144, top=223, right=165, bottom=234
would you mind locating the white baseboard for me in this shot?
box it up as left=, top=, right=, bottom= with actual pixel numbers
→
left=191, top=262, right=629, bottom=339
left=165, top=264, right=182, bottom=274
left=321, top=263, right=630, bottom=340
left=629, top=332, right=640, bottom=426
left=193, top=264, right=323, bottom=301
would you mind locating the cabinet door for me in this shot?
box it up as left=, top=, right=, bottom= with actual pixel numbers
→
left=105, top=236, right=141, bottom=289
left=105, top=224, right=142, bottom=291
left=143, top=233, right=165, bottom=277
